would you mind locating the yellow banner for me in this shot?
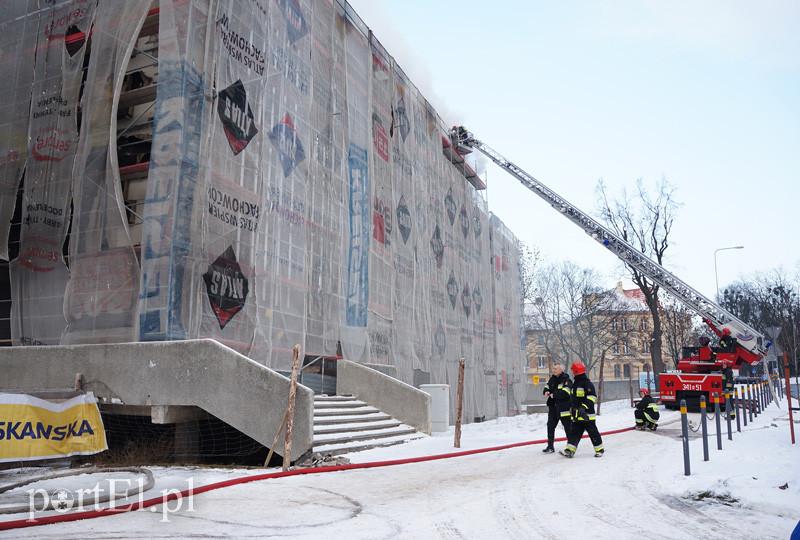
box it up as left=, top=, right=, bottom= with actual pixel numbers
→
left=0, top=393, right=107, bottom=463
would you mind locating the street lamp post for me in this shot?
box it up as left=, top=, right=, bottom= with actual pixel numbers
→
left=714, top=246, right=744, bottom=300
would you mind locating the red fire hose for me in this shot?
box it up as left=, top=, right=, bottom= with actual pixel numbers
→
left=0, top=426, right=634, bottom=531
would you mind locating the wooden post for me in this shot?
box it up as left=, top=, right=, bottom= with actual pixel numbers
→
left=454, top=358, right=465, bottom=448
left=597, top=354, right=605, bottom=415
left=282, top=344, right=302, bottom=471
left=264, top=410, right=289, bottom=467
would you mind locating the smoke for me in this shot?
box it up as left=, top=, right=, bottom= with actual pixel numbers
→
left=345, top=0, right=463, bottom=129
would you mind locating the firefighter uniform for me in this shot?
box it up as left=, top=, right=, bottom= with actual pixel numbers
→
left=543, top=371, right=572, bottom=450
left=564, top=372, right=604, bottom=456
left=722, top=366, right=736, bottom=419
left=634, top=394, right=660, bottom=430
left=719, top=333, right=737, bottom=352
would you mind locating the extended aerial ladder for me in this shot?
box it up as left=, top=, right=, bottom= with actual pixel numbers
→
left=449, top=126, right=770, bottom=406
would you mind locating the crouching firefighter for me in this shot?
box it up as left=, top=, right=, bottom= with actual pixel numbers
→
left=634, top=388, right=660, bottom=430
left=561, top=361, right=604, bottom=458
left=542, top=363, right=572, bottom=453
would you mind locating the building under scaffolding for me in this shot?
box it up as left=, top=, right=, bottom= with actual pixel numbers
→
left=0, top=0, right=526, bottom=427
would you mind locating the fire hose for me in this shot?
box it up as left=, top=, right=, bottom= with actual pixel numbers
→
left=0, top=426, right=635, bottom=531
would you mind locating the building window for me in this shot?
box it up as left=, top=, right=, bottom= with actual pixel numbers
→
left=623, top=364, right=631, bottom=378
left=614, top=364, right=621, bottom=379
left=537, top=355, right=546, bottom=369
left=640, top=319, right=648, bottom=331
left=622, top=318, right=628, bottom=331
left=611, top=320, right=618, bottom=332
left=613, top=342, right=620, bottom=354
left=623, top=340, right=630, bottom=354
left=643, top=341, right=650, bottom=353
left=537, top=335, right=545, bottom=345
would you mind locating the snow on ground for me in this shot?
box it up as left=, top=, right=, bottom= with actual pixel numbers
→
left=0, top=398, right=798, bottom=539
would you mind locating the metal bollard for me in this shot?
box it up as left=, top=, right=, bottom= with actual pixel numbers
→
left=752, top=384, right=759, bottom=417
left=714, top=395, right=722, bottom=450
left=680, top=399, right=690, bottom=476
left=700, top=395, right=709, bottom=461
left=756, top=382, right=762, bottom=411
left=725, top=393, right=732, bottom=441
left=736, top=387, right=742, bottom=431
left=747, top=384, right=754, bottom=421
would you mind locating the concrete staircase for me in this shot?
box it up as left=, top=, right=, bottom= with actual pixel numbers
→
left=312, top=395, right=425, bottom=456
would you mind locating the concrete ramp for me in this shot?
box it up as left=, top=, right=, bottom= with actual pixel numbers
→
left=0, top=339, right=313, bottom=461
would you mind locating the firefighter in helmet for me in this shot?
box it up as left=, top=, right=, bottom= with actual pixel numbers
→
left=718, top=327, right=737, bottom=352
left=561, top=361, right=604, bottom=458
left=634, top=388, right=660, bottom=430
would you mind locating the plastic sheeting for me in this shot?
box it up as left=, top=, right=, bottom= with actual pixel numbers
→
left=63, top=0, right=150, bottom=344
left=9, top=0, right=96, bottom=345
left=0, top=2, right=39, bottom=262
left=2, top=0, right=527, bottom=420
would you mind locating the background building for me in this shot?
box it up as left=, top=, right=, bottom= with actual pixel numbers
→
left=526, top=282, right=661, bottom=385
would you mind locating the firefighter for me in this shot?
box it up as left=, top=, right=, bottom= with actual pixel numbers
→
left=561, top=361, right=604, bottom=458
left=542, top=363, right=572, bottom=453
left=634, top=388, right=660, bottom=430
left=698, top=336, right=714, bottom=361
left=722, top=362, right=736, bottom=419
left=718, top=328, right=737, bottom=352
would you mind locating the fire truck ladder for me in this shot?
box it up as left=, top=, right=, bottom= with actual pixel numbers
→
left=449, top=126, right=768, bottom=358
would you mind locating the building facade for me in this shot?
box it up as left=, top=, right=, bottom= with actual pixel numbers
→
left=0, top=0, right=526, bottom=421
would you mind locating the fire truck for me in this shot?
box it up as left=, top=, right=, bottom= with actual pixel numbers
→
left=448, top=126, right=769, bottom=409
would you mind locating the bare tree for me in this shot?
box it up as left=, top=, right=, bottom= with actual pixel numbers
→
left=720, top=269, right=799, bottom=377
left=597, top=177, right=680, bottom=377
left=518, top=241, right=542, bottom=330
left=659, top=295, right=696, bottom=369
left=532, top=261, right=630, bottom=374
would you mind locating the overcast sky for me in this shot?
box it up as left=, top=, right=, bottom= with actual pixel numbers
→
left=348, top=0, right=800, bottom=299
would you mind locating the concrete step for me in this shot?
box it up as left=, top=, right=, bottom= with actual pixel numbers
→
left=313, top=426, right=418, bottom=447
left=313, top=395, right=356, bottom=402
left=313, top=406, right=379, bottom=417
left=313, top=433, right=425, bottom=457
left=313, top=412, right=393, bottom=425
left=314, top=419, right=401, bottom=435
left=313, top=400, right=367, bottom=409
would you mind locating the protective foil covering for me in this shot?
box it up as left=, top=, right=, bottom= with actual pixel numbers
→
left=3, top=0, right=527, bottom=421
left=10, top=0, right=96, bottom=345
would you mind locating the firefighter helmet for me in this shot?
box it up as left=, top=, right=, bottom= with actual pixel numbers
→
left=722, top=327, right=731, bottom=336
left=639, top=387, right=650, bottom=396
left=699, top=336, right=710, bottom=346
left=570, top=361, right=586, bottom=375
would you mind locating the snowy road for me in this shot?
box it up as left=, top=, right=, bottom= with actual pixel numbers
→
left=1, top=401, right=798, bottom=539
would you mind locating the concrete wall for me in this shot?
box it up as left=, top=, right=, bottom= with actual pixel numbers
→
left=337, top=360, right=431, bottom=434
left=0, top=339, right=314, bottom=460
left=525, top=379, right=638, bottom=405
